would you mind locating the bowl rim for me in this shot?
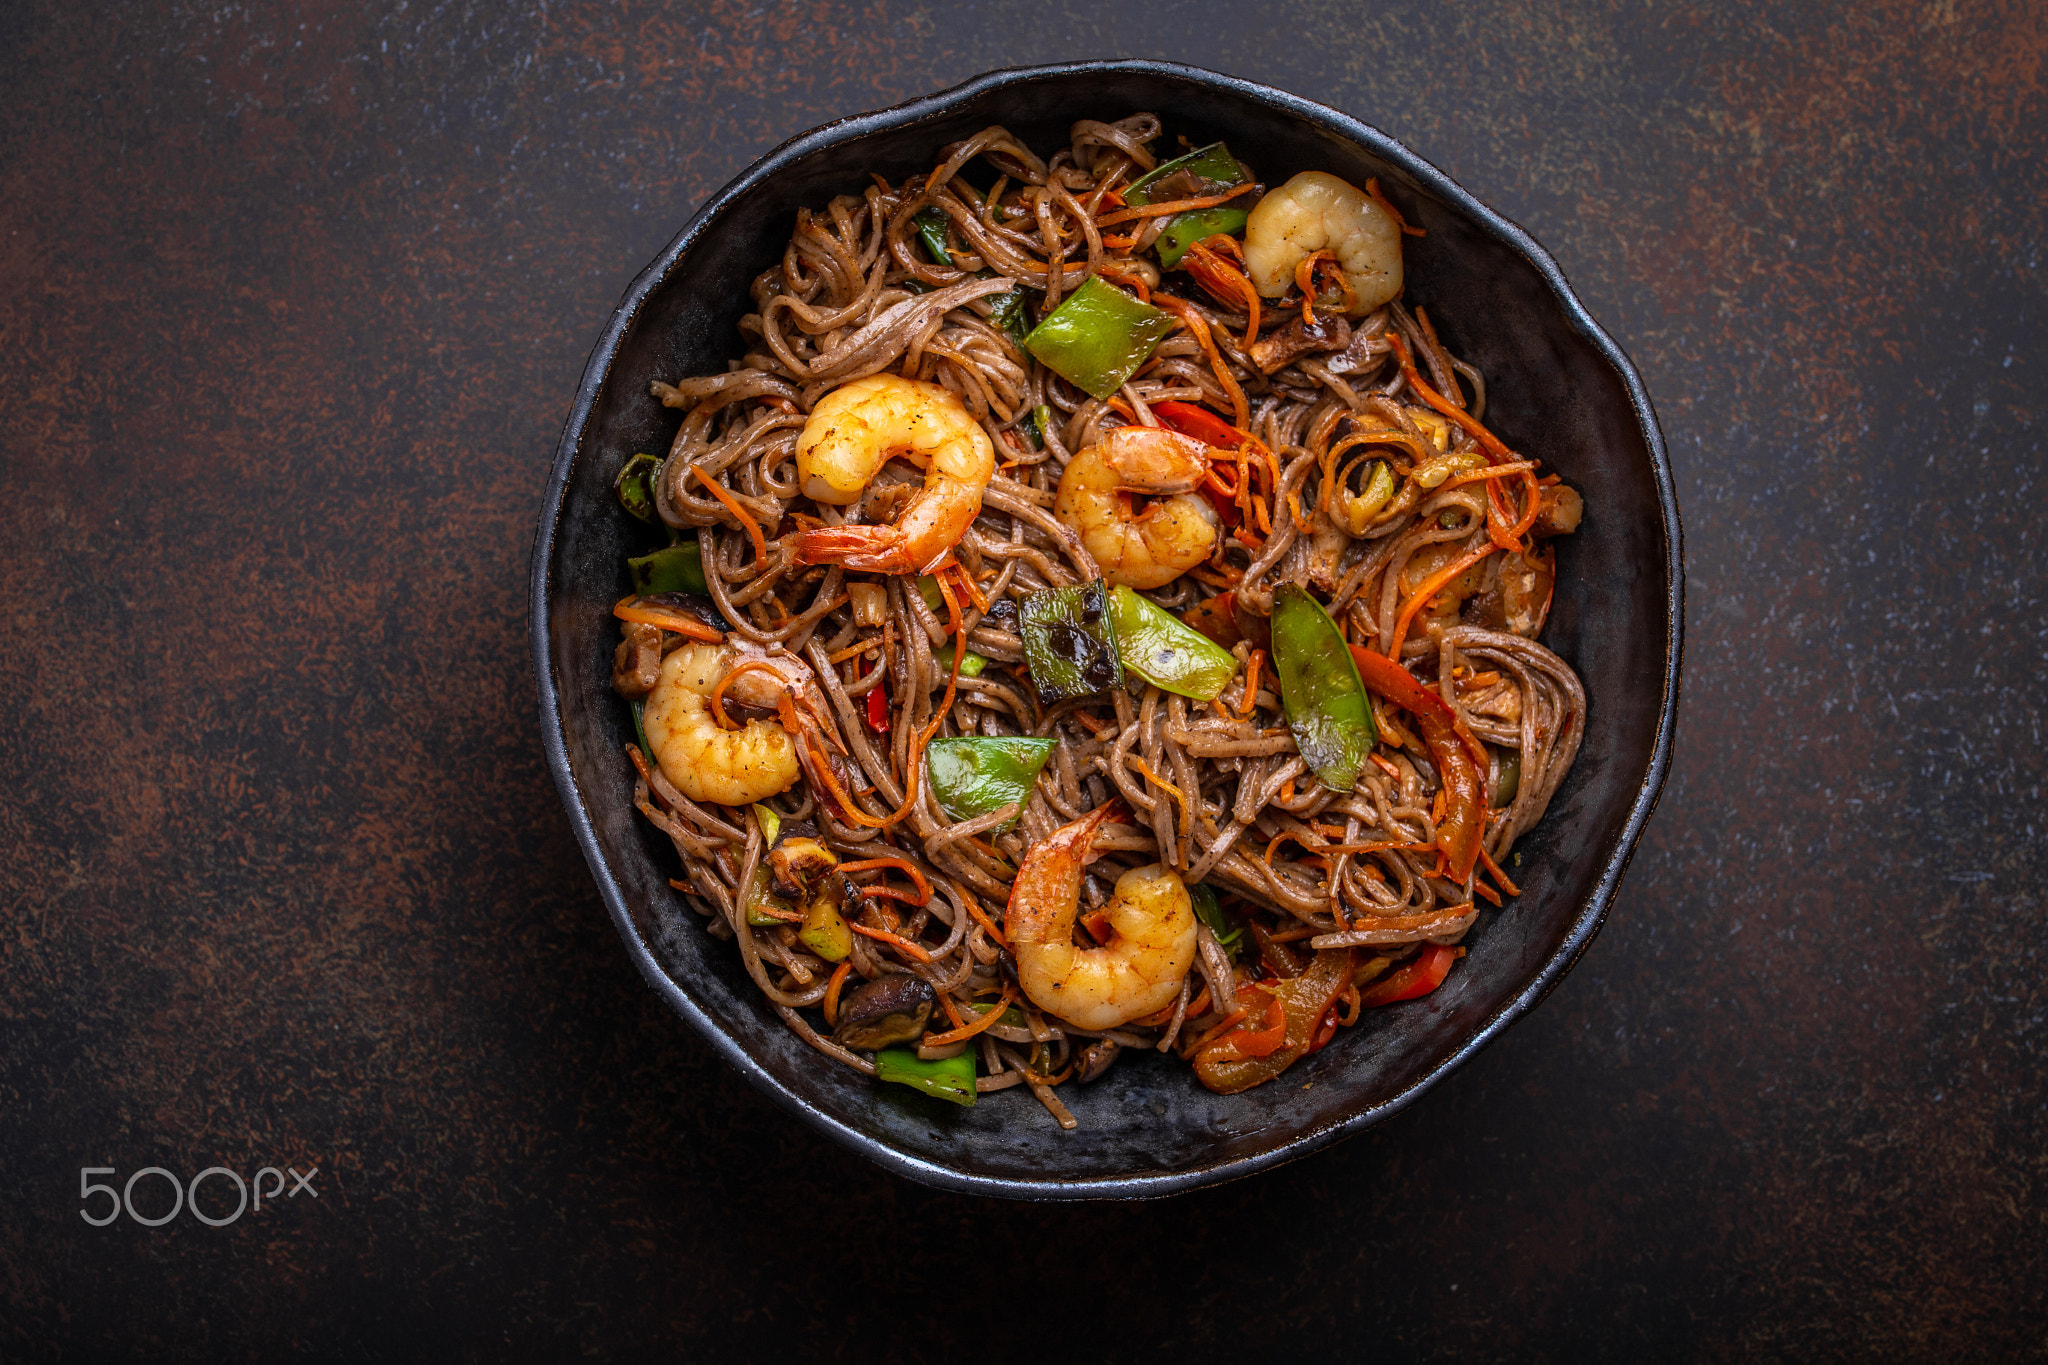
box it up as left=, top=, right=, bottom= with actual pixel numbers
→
left=529, top=58, right=1685, bottom=1200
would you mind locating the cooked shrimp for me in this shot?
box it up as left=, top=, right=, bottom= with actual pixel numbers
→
left=641, top=643, right=816, bottom=806
left=790, top=373, right=996, bottom=574
left=1005, top=805, right=1198, bottom=1030
left=1054, top=426, right=1220, bottom=590
left=1243, top=171, right=1404, bottom=316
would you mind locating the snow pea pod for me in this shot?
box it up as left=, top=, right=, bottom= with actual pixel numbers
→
left=1125, top=141, right=1251, bottom=269
left=1023, top=276, right=1172, bottom=399
left=925, top=736, right=1056, bottom=832
left=1269, top=584, right=1377, bottom=791
left=1108, top=585, right=1238, bottom=701
left=873, top=1046, right=977, bottom=1107
left=628, top=538, right=707, bottom=596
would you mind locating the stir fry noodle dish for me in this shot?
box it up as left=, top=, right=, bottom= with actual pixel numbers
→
left=608, top=115, right=1585, bottom=1128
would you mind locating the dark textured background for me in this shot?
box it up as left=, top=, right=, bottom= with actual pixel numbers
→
left=2, top=1, right=2041, bottom=1359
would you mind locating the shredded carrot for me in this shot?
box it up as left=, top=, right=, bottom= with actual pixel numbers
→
left=1477, top=842, right=1522, bottom=897
left=1128, top=755, right=1188, bottom=828
left=1279, top=776, right=1296, bottom=804
left=707, top=658, right=786, bottom=732
left=1364, top=177, right=1426, bottom=237
left=1093, top=182, right=1256, bottom=227
left=951, top=561, right=991, bottom=614
left=1473, top=879, right=1502, bottom=906
left=1182, top=234, right=1262, bottom=348
left=803, top=622, right=963, bottom=831
left=1138, top=983, right=1212, bottom=1029
left=1153, top=293, right=1250, bottom=430
left=962, top=896, right=1010, bottom=950
left=803, top=729, right=902, bottom=829
left=1095, top=261, right=1153, bottom=302
left=846, top=919, right=932, bottom=963
left=828, top=636, right=884, bottom=664
left=1263, top=828, right=1323, bottom=868
left=921, top=984, right=1018, bottom=1047
left=1286, top=488, right=1310, bottom=532
left=1294, top=249, right=1356, bottom=321
left=1071, top=710, right=1118, bottom=739
left=1337, top=980, right=1363, bottom=1027
left=822, top=962, right=851, bottom=1026
left=694, top=467, right=770, bottom=564
left=749, top=906, right=807, bottom=924
left=1239, top=649, right=1264, bottom=717
left=1387, top=329, right=1542, bottom=551
left=1184, top=1005, right=1252, bottom=1057
left=839, top=857, right=932, bottom=908
left=930, top=556, right=964, bottom=636
left=613, top=595, right=724, bottom=642
left=1387, top=542, right=1497, bottom=659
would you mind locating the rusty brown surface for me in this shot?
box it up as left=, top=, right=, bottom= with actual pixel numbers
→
left=1, top=1, right=2042, bottom=1359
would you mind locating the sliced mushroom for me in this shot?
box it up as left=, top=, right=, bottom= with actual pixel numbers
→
left=1075, top=1039, right=1121, bottom=1084
left=1248, top=312, right=1351, bottom=375
left=832, top=974, right=935, bottom=1051
left=612, top=622, right=663, bottom=699
left=768, top=826, right=838, bottom=901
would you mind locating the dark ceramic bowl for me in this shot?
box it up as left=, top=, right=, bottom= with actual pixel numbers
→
left=531, top=61, right=1682, bottom=1199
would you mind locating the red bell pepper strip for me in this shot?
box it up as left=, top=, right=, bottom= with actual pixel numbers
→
left=1194, top=949, right=1354, bottom=1094
left=1207, top=988, right=1287, bottom=1061
left=1153, top=400, right=1248, bottom=449
left=1153, top=401, right=1246, bottom=527
left=1349, top=644, right=1487, bottom=884
left=1359, top=944, right=1456, bottom=1007
left=865, top=680, right=890, bottom=734
left=1305, top=1004, right=1342, bottom=1055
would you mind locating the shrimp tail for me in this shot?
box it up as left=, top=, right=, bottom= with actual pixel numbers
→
left=792, top=524, right=914, bottom=573
left=1004, top=803, right=1118, bottom=945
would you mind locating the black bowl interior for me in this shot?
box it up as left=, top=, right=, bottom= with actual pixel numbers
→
left=532, top=62, right=1681, bottom=1199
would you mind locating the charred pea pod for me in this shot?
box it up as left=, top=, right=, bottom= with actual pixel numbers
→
left=613, top=452, right=663, bottom=524
left=1019, top=580, right=1123, bottom=701
left=925, top=736, right=1056, bottom=832
left=628, top=538, right=707, bottom=596
left=1108, top=585, right=1239, bottom=701
left=1124, top=142, right=1252, bottom=269
left=1269, top=584, right=1378, bottom=791
left=872, top=1046, right=977, bottom=1107
left=1023, top=276, right=1173, bottom=399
